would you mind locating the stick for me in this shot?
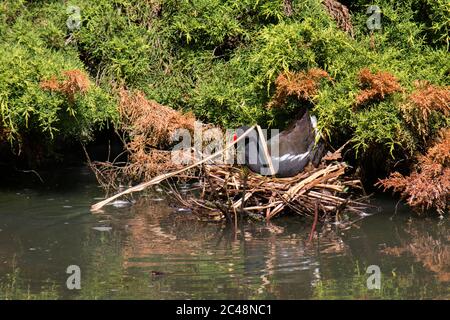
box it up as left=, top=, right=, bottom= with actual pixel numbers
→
left=90, top=125, right=257, bottom=212
left=267, top=165, right=339, bottom=219
left=308, top=202, right=319, bottom=243
left=256, top=125, right=276, bottom=176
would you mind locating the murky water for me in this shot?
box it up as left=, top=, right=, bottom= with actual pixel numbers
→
left=0, top=167, right=448, bottom=299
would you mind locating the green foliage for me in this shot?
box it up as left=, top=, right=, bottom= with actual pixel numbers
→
left=0, top=1, right=117, bottom=158
left=0, top=0, right=448, bottom=169
left=0, top=43, right=116, bottom=142
left=351, top=101, right=416, bottom=157
left=350, top=0, right=450, bottom=48
left=166, top=0, right=245, bottom=46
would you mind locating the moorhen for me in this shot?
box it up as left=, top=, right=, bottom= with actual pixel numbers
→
left=235, top=110, right=325, bottom=177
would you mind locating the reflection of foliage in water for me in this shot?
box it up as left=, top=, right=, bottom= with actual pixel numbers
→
left=312, top=261, right=449, bottom=300
left=382, top=219, right=450, bottom=284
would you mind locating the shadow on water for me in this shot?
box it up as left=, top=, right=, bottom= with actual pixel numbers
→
left=0, top=167, right=448, bottom=299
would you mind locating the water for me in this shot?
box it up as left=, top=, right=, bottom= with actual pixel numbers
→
left=0, top=167, right=448, bottom=299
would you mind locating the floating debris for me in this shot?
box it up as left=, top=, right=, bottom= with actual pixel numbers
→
left=92, top=226, right=112, bottom=232
left=108, top=199, right=134, bottom=208
left=175, top=207, right=192, bottom=213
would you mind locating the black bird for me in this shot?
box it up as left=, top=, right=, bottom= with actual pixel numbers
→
left=235, top=110, right=325, bottom=177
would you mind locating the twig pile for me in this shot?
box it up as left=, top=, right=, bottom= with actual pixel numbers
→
left=169, top=157, right=370, bottom=224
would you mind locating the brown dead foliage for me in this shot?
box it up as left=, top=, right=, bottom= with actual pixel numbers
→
left=90, top=88, right=196, bottom=194
left=322, top=0, right=354, bottom=37
left=382, top=225, right=450, bottom=283
left=401, top=81, right=450, bottom=139
left=40, top=69, right=90, bottom=102
left=268, top=68, right=330, bottom=108
left=118, top=88, right=195, bottom=148
left=355, top=68, right=402, bottom=107
left=283, top=0, right=293, bottom=17
left=378, top=128, right=450, bottom=214
left=118, top=88, right=196, bottom=181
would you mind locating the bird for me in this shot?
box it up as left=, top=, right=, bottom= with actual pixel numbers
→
left=234, top=109, right=325, bottom=177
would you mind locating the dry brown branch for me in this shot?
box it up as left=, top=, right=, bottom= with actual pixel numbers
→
left=322, top=0, right=354, bottom=37
left=41, top=69, right=90, bottom=103
left=283, top=0, right=293, bottom=17
left=269, top=68, right=331, bottom=108
left=90, top=126, right=257, bottom=211
left=400, top=81, right=450, bottom=140
left=89, top=88, right=198, bottom=193
left=355, top=68, right=402, bottom=107
left=378, top=128, right=450, bottom=214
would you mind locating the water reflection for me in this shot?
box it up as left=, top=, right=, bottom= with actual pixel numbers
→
left=0, top=168, right=449, bottom=299
left=382, top=219, right=450, bottom=283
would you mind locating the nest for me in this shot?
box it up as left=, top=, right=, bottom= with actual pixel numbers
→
left=168, top=154, right=370, bottom=225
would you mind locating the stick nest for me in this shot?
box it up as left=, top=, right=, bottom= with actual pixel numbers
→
left=169, top=155, right=371, bottom=224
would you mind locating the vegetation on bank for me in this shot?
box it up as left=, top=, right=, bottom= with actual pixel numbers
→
left=0, top=1, right=448, bottom=211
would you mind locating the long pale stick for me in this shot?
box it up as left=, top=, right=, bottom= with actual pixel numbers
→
left=256, top=125, right=275, bottom=176
left=90, top=125, right=256, bottom=212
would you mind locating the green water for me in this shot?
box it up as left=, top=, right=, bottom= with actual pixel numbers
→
left=0, top=167, right=448, bottom=299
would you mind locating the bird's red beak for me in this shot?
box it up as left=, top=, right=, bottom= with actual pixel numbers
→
left=233, top=133, right=237, bottom=142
